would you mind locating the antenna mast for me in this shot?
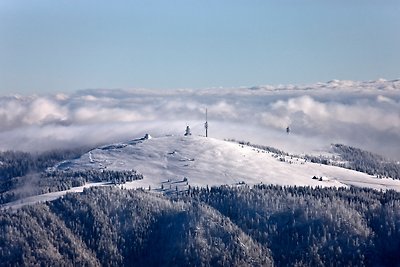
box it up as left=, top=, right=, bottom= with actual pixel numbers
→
left=204, top=108, right=208, bottom=137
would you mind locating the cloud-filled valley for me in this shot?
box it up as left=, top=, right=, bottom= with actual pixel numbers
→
left=1, top=79, right=399, bottom=160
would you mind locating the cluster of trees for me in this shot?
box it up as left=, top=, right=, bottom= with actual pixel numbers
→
left=0, top=148, right=91, bottom=179
left=45, top=169, right=143, bottom=185
left=180, top=185, right=400, bottom=266
left=0, top=149, right=143, bottom=205
left=301, top=144, right=400, bottom=180
left=0, top=187, right=271, bottom=266
left=1, top=185, right=400, bottom=266
left=229, top=139, right=400, bottom=180
left=0, top=148, right=91, bottom=204
left=0, top=169, right=142, bottom=205
left=227, top=139, right=289, bottom=156
left=332, top=144, right=400, bottom=180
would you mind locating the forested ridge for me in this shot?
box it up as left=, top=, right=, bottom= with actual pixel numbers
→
left=1, top=185, right=400, bottom=266
left=0, top=148, right=90, bottom=204
left=0, top=148, right=92, bottom=179
left=0, top=149, right=142, bottom=205
left=1, top=143, right=400, bottom=266
left=331, top=144, right=400, bottom=180
left=231, top=140, right=400, bottom=180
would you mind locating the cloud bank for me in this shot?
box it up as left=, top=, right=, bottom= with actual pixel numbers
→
left=1, top=79, right=399, bottom=160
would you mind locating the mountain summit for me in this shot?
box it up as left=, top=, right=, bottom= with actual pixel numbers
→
left=59, top=135, right=400, bottom=192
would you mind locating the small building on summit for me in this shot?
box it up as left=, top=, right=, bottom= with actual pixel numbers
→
left=184, top=126, right=192, bottom=136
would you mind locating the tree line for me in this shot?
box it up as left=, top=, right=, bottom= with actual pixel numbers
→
left=229, top=139, right=400, bottom=180
left=1, top=185, right=400, bottom=266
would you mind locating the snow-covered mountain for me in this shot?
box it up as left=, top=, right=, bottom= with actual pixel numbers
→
left=58, top=135, right=400, bottom=192
left=4, top=134, right=400, bottom=210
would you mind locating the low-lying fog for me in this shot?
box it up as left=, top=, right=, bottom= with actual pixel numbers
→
left=1, top=79, right=399, bottom=160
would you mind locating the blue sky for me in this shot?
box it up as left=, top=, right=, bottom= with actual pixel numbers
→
left=1, top=0, right=399, bottom=95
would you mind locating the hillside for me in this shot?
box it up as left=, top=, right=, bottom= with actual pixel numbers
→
left=2, top=135, right=400, bottom=266
left=2, top=185, right=400, bottom=266
left=59, top=135, right=400, bottom=192
left=3, top=135, right=400, bottom=211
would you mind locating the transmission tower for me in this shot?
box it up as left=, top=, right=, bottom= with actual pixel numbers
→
left=204, top=108, right=208, bottom=137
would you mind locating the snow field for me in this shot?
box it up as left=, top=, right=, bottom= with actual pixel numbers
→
left=63, top=135, right=400, bottom=192
left=5, top=135, right=400, bottom=210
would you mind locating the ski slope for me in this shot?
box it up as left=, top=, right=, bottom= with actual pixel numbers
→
left=59, top=135, right=400, bottom=192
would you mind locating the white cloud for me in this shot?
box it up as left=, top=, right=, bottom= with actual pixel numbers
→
left=208, top=101, right=237, bottom=119
left=72, top=106, right=152, bottom=124
left=0, top=79, right=399, bottom=160
left=23, top=98, right=68, bottom=125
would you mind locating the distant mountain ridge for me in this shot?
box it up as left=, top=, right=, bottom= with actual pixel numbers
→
left=246, top=78, right=400, bottom=92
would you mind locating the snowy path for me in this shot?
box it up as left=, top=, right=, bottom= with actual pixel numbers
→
left=1, top=182, right=108, bottom=211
